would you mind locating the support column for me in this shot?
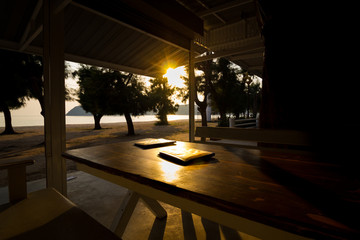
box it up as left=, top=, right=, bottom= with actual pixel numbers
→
left=189, top=40, right=195, bottom=142
left=43, top=0, right=66, bottom=195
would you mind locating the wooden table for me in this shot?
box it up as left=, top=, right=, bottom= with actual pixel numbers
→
left=62, top=140, right=360, bottom=239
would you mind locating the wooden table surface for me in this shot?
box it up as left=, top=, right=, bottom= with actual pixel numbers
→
left=62, top=140, right=360, bottom=239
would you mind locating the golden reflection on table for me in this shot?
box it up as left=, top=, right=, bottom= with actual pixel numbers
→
left=157, top=141, right=187, bottom=182
left=158, top=160, right=181, bottom=183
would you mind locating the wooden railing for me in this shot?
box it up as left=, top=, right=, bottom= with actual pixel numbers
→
left=195, top=126, right=311, bottom=152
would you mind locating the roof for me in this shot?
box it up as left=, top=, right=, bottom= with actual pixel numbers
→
left=0, top=0, right=263, bottom=77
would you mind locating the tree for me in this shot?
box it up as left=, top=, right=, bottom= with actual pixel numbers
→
left=106, top=70, right=150, bottom=135
left=73, top=65, right=113, bottom=130
left=73, top=66, right=150, bottom=134
left=179, top=58, right=215, bottom=127
left=21, top=54, right=44, bottom=116
left=248, top=80, right=261, bottom=118
left=148, top=77, right=178, bottom=125
left=23, top=57, right=73, bottom=117
left=231, top=71, right=262, bottom=119
left=0, top=50, right=28, bottom=134
left=210, top=58, right=242, bottom=126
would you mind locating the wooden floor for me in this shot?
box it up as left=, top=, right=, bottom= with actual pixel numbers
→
left=0, top=171, right=260, bottom=240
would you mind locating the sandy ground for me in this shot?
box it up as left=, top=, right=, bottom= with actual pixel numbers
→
left=0, top=119, right=213, bottom=186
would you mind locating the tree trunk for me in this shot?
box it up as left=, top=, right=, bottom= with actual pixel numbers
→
left=124, top=112, right=135, bottom=135
left=157, top=112, right=168, bottom=125
left=93, top=114, right=103, bottom=130
left=38, top=96, right=45, bottom=117
left=218, top=111, right=227, bottom=127
left=199, top=106, right=207, bottom=127
left=1, top=104, right=16, bottom=134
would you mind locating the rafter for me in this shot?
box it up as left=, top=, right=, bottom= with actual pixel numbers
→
left=229, top=52, right=262, bottom=61
left=198, top=0, right=253, bottom=17
left=19, top=0, right=43, bottom=50
left=65, top=53, right=147, bottom=76
left=194, top=38, right=264, bottom=63
left=19, top=0, right=73, bottom=52
left=195, top=0, right=226, bottom=24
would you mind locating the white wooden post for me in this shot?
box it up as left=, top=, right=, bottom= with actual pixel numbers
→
left=189, top=40, right=195, bottom=142
left=43, top=0, right=67, bottom=195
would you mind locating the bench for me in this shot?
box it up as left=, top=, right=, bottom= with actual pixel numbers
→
left=195, top=126, right=311, bottom=151
left=234, top=118, right=256, bottom=128
left=0, top=158, right=120, bottom=240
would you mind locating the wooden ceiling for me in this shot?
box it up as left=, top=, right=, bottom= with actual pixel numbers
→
left=0, top=0, right=263, bottom=77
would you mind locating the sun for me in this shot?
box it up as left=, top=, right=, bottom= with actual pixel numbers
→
left=163, top=66, right=186, bottom=88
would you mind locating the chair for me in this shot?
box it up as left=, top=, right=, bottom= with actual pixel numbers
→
left=0, top=158, right=120, bottom=240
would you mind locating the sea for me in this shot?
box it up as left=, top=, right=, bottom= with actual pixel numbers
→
left=0, top=114, right=201, bottom=127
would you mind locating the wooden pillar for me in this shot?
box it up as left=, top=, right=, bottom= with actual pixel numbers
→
left=43, top=0, right=66, bottom=195
left=189, top=40, right=195, bottom=142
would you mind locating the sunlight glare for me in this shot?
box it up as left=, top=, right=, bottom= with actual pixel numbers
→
left=163, top=66, right=186, bottom=88
left=158, top=160, right=182, bottom=183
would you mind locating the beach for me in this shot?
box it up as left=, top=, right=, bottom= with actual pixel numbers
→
left=0, top=119, right=212, bottom=186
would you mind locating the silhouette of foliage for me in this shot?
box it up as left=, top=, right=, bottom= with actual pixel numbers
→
left=73, top=65, right=150, bottom=135
left=148, top=77, right=179, bottom=125
left=0, top=50, right=29, bottom=134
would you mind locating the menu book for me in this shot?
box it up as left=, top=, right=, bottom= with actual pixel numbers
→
left=134, top=138, right=176, bottom=149
left=159, top=147, right=215, bottom=165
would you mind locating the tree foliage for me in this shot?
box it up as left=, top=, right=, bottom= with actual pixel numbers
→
left=105, top=70, right=150, bottom=135
left=1, top=49, right=74, bottom=134
left=179, top=57, right=261, bottom=127
left=0, top=50, right=29, bottom=134
left=73, top=65, right=150, bottom=135
left=210, top=58, right=242, bottom=126
left=73, top=65, right=113, bottom=130
left=148, top=77, right=178, bottom=125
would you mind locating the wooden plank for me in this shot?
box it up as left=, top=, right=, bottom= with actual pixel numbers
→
left=76, top=163, right=310, bottom=240
left=0, top=159, right=34, bottom=203
left=195, top=127, right=310, bottom=146
left=189, top=41, right=195, bottom=142
left=110, top=190, right=140, bottom=237
left=140, top=195, right=167, bottom=219
left=8, top=165, right=27, bottom=203
left=109, top=190, right=167, bottom=238
left=71, top=1, right=191, bottom=52
left=0, top=159, right=34, bottom=169
left=43, top=0, right=67, bottom=195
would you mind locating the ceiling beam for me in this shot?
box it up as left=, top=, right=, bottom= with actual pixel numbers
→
left=19, top=0, right=43, bottom=49
left=0, top=39, right=149, bottom=76
left=195, top=0, right=226, bottom=24
left=64, top=53, right=147, bottom=76
left=198, top=0, right=253, bottom=17
left=54, top=0, right=72, bottom=14
left=19, top=0, right=73, bottom=51
left=19, top=25, right=43, bottom=51
left=71, top=0, right=202, bottom=52
left=194, top=40, right=264, bottom=63
left=229, top=52, right=262, bottom=61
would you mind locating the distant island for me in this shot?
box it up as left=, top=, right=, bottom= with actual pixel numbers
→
left=66, top=106, right=92, bottom=116
left=66, top=105, right=200, bottom=116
